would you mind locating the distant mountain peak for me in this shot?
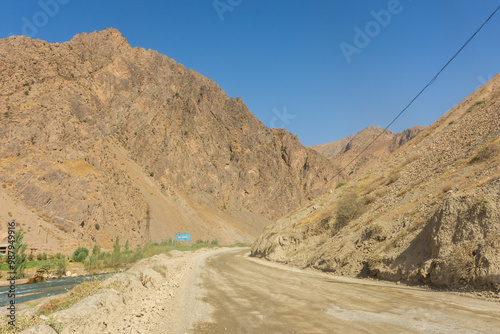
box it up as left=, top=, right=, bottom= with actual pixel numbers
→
left=309, top=125, right=424, bottom=177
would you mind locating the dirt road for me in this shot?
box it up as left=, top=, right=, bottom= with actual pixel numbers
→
left=181, top=248, right=500, bottom=334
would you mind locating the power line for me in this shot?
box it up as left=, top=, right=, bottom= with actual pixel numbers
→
left=335, top=4, right=500, bottom=179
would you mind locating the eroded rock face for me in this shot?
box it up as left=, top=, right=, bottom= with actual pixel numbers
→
left=425, top=191, right=500, bottom=289
left=310, top=126, right=424, bottom=177
left=0, top=29, right=337, bottom=251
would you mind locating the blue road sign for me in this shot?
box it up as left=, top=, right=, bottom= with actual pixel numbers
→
left=175, top=233, right=191, bottom=251
left=175, top=233, right=191, bottom=241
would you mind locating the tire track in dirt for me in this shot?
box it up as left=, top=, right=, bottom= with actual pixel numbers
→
left=190, top=249, right=500, bottom=334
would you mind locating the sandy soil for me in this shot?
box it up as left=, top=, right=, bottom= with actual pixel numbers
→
left=18, top=247, right=500, bottom=333
left=191, top=249, right=500, bottom=334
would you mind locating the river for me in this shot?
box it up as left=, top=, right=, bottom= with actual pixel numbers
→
left=0, top=274, right=108, bottom=307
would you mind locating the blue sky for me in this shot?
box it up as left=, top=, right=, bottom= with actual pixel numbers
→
left=1, top=1, right=499, bottom=146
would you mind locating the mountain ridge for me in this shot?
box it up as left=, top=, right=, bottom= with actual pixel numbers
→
left=0, top=28, right=338, bottom=252
left=252, top=73, right=500, bottom=292
left=310, top=125, right=425, bottom=177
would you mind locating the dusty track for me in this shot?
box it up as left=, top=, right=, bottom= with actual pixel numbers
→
left=184, top=248, right=500, bottom=334
left=16, top=247, right=500, bottom=333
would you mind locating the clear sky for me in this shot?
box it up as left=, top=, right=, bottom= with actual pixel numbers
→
left=1, top=1, right=499, bottom=146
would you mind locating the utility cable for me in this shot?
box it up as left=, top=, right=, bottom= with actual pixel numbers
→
left=335, top=4, right=500, bottom=179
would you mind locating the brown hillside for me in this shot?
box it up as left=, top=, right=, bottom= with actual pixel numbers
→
left=0, top=28, right=338, bottom=253
left=252, top=73, right=500, bottom=292
left=310, top=126, right=424, bottom=177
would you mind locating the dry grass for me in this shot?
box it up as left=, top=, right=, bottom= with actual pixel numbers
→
left=0, top=316, right=62, bottom=334
left=401, top=154, right=420, bottom=167
left=469, top=141, right=500, bottom=164
left=474, top=197, right=489, bottom=217
left=386, top=171, right=400, bottom=185
left=383, top=230, right=409, bottom=252
left=332, top=192, right=367, bottom=236
left=374, top=187, right=389, bottom=198
left=296, top=208, right=332, bottom=228
left=363, top=194, right=377, bottom=205
left=139, top=272, right=152, bottom=287
left=55, top=160, right=100, bottom=176
left=362, top=224, right=384, bottom=240
left=446, top=241, right=484, bottom=285
left=152, top=265, right=168, bottom=278
left=37, top=278, right=103, bottom=315
left=441, top=182, right=454, bottom=193
left=361, top=182, right=378, bottom=195
left=466, top=100, right=486, bottom=113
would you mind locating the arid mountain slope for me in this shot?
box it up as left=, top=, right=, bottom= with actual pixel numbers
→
left=252, top=74, right=500, bottom=292
left=310, top=126, right=424, bottom=177
left=0, top=28, right=337, bottom=252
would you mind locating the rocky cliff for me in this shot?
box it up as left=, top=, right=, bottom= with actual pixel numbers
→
left=310, top=125, right=424, bottom=178
left=0, top=28, right=337, bottom=252
left=252, top=74, right=500, bottom=293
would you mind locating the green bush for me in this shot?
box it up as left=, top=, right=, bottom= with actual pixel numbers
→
left=72, top=247, right=89, bottom=262
left=13, top=230, right=28, bottom=279
left=44, top=260, right=56, bottom=270
left=108, top=252, right=122, bottom=270
left=92, top=244, right=101, bottom=256
left=56, top=258, right=69, bottom=278
left=84, top=255, right=103, bottom=275
left=333, top=193, right=366, bottom=236
left=113, top=236, right=121, bottom=254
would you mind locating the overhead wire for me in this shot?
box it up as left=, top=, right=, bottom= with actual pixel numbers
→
left=334, top=4, right=500, bottom=179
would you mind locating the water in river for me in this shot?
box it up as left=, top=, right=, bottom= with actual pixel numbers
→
left=0, top=274, right=108, bottom=307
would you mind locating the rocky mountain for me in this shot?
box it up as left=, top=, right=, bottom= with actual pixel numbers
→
left=0, top=28, right=338, bottom=253
left=310, top=126, right=424, bottom=177
left=252, top=74, right=500, bottom=292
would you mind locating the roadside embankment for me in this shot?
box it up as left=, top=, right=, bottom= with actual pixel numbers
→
left=3, top=247, right=231, bottom=334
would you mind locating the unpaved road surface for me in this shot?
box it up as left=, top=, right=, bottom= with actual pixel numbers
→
left=182, top=248, right=500, bottom=334
left=14, top=247, right=500, bottom=333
